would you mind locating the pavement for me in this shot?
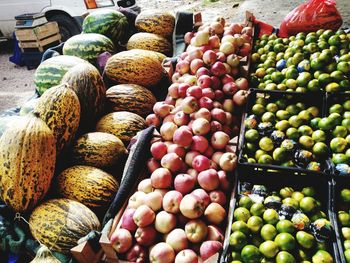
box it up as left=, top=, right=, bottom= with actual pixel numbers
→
left=0, top=0, right=349, bottom=112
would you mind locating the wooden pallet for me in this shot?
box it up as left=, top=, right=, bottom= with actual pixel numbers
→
left=15, top=21, right=61, bottom=52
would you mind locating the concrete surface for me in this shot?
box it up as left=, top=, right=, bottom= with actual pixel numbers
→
left=0, top=0, right=349, bottom=112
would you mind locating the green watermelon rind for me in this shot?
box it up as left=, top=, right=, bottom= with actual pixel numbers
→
left=62, top=33, right=115, bottom=62
left=34, top=55, right=87, bottom=95
left=82, top=9, right=129, bottom=43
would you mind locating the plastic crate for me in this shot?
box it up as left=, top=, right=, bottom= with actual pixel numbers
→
left=220, top=166, right=341, bottom=262
left=238, top=88, right=333, bottom=176
left=331, top=177, right=350, bottom=263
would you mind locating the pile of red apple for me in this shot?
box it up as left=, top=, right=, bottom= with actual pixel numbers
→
left=110, top=16, right=252, bottom=263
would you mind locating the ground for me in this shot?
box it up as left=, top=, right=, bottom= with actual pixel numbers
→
left=0, top=0, right=349, bottom=112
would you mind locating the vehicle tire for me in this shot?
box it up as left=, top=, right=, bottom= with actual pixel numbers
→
left=47, top=14, right=81, bottom=42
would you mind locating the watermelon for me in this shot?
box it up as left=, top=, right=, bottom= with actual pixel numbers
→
left=34, top=55, right=87, bottom=95
left=63, top=33, right=115, bottom=62
left=82, top=9, right=129, bottom=44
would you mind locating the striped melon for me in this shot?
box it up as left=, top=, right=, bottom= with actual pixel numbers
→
left=96, top=111, right=146, bottom=145
left=33, top=83, right=80, bottom=154
left=0, top=114, right=56, bottom=213
left=56, top=165, right=119, bottom=209
left=34, top=55, right=87, bottom=95
left=106, top=84, right=156, bottom=117
left=63, top=33, right=115, bottom=62
left=29, top=198, right=100, bottom=253
left=104, top=49, right=164, bottom=87
left=135, top=10, right=175, bottom=38
left=71, top=132, right=127, bottom=168
left=61, top=63, right=106, bottom=131
left=127, top=32, right=172, bottom=56
left=82, top=9, right=129, bottom=44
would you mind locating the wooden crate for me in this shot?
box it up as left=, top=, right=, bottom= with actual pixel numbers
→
left=15, top=22, right=61, bottom=52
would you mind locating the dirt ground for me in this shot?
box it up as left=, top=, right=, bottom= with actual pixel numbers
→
left=0, top=0, right=349, bottom=113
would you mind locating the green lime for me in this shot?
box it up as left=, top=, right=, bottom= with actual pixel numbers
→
left=299, top=135, right=314, bottom=150
left=276, top=110, right=291, bottom=120
left=275, top=120, right=290, bottom=131
left=247, top=216, right=264, bottom=233
left=333, top=125, right=348, bottom=138
left=259, top=241, right=279, bottom=258
left=230, top=230, right=248, bottom=251
left=310, top=118, right=321, bottom=130
left=329, top=112, right=342, bottom=125
left=285, top=67, right=299, bottom=79
left=280, top=187, right=294, bottom=198
left=338, top=61, right=350, bottom=74
left=326, top=82, right=340, bottom=93
left=296, top=231, right=315, bottom=249
left=318, top=117, right=333, bottom=131
left=340, top=79, right=350, bottom=91
left=250, top=203, right=266, bottom=217
left=298, top=125, right=313, bottom=136
left=271, top=71, right=284, bottom=83
left=241, top=245, right=261, bottom=263
left=307, top=79, right=320, bottom=92
left=239, top=196, right=254, bottom=209
left=292, top=191, right=304, bottom=202
left=234, top=207, right=251, bottom=222
left=283, top=197, right=299, bottom=209
left=344, top=100, right=350, bottom=110
left=286, top=104, right=300, bottom=115
left=252, top=104, right=266, bottom=116
left=338, top=211, right=350, bottom=227
left=311, top=58, right=324, bottom=71
left=313, top=142, right=329, bottom=157
left=330, top=137, right=347, bottom=153
left=285, top=79, right=298, bottom=90
left=299, top=197, right=318, bottom=214
left=261, top=224, right=278, bottom=241
left=266, top=103, right=279, bottom=113
left=302, top=187, right=316, bottom=197
left=276, top=251, right=296, bottom=263
left=330, top=103, right=344, bottom=114
left=298, top=110, right=313, bottom=122
left=312, top=250, right=333, bottom=263
left=232, top=220, right=250, bottom=235
left=297, top=72, right=312, bottom=87
left=259, top=137, right=274, bottom=152
left=343, top=119, right=350, bottom=132
left=343, top=227, right=350, bottom=240
left=231, top=251, right=242, bottom=261
left=263, top=209, right=279, bottom=225
left=344, top=111, right=350, bottom=119
left=275, top=233, right=296, bottom=252
left=262, top=112, right=276, bottom=123
left=276, top=220, right=295, bottom=234
left=245, top=129, right=259, bottom=143
left=258, top=154, right=273, bottom=164
left=341, top=188, right=350, bottom=203
left=345, top=240, right=350, bottom=250
left=289, top=115, right=303, bottom=128
left=345, top=249, right=350, bottom=263
left=255, top=149, right=267, bottom=160
left=331, top=70, right=346, bottom=82
left=273, top=147, right=288, bottom=163
left=286, top=127, right=300, bottom=140
left=312, top=130, right=326, bottom=142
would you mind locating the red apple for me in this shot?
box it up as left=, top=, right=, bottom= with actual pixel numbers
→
left=184, top=32, right=194, bottom=44
left=135, top=225, right=157, bottom=246
left=190, top=58, right=204, bottom=74
left=225, top=112, right=233, bottom=126
left=220, top=41, right=235, bottom=55
left=160, top=122, right=177, bottom=141
left=126, top=244, right=147, bottom=263
left=175, top=249, right=198, bottom=263
left=191, top=188, right=210, bottom=207
left=202, top=88, right=215, bottom=100
left=241, top=26, right=253, bottom=36
left=210, top=21, right=224, bottom=34
left=202, top=50, right=216, bottom=66
left=207, top=225, right=224, bottom=242
left=151, top=168, right=172, bottom=189
left=174, top=111, right=190, bottom=126
left=214, top=90, right=225, bottom=102
left=221, top=74, right=234, bottom=85
left=211, top=108, right=227, bottom=124
left=133, top=205, right=155, bottom=227
left=233, top=89, right=248, bottom=106
left=168, top=83, right=180, bottom=99
left=197, top=169, right=220, bottom=191
left=183, top=75, right=197, bottom=86
left=173, top=126, right=193, bottom=147
left=138, top=178, right=153, bottom=194
left=147, top=158, right=160, bottom=173
left=209, top=190, right=227, bottom=206
left=167, top=144, right=186, bottom=159
left=211, top=131, right=230, bottom=150
left=178, top=83, right=190, bottom=98
left=144, top=191, right=163, bottom=212
left=192, top=155, right=211, bottom=172
left=185, top=151, right=200, bottom=167
left=184, top=219, right=208, bottom=243
left=235, top=77, right=249, bottom=90
left=200, top=241, right=222, bottom=261
left=239, top=42, right=251, bottom=57
left=230, top=23, right=243, bottom=34
left=128, top=191, right=146, bottom=209
left=154, top=188, right=169, bottom=197
left=231, top=66, right=239, bottom=77
left=174, top=173, right=196, bottom=194
left=153, top=102, right=174, bottom=118
left=204, top=145, right=214, bottom=158
left=194, top=31, right=209, bottom=46
left=176, top=60, right=190, bottom=74
left=162, top=190, right=183, bottom=214
left=213, top=101, right=223, bottom=109
left=223, top=99, right=234, bottom=113
left=149, top=242, right=175, bottom=263
left=210, top=121, right=223, bottom=133
left=121, top=208, right=137, bottom=232
left=187, top=168, right=198, bottom=179
left=163, top=114, right=175, bottom=123
left=187, top=48, right=204, bottom=61
left=151, top=141, right=168, bottom=160
left=216, top=52, right=226, bottom=62
left=191, top=135, right=209, bottom=154
left=218, top=170, right=230, bottom=191
left=210, top=61, right=226, bottom=77
left=164, top=96, right=176, bottom=106
left=172, top=72, right=182, bottom=83
left=181, top=96, right=199, bottom=114
left=161, top=152, right=183, bottom=173
left=198, top=97, right=214, bottom=110
left=211, top=76, right=221, bottom=90
left=212, top=152, right=224, bottom=165
left=146, top=114, right=161, bottom=127
left=226, top=53, right=240, bottom=67
left=195, top=67, right=211, bottom=78
left=155, top=211, right=177, bottom=234
left=166, top=228, right=188, bottom=252
left=194, top=108, right=211, bottom=121
left=186, top=86, right=202, bottom=99
left=219, top=152, right=237, bottom=172
left=223, top=82, right=239, bottom=96
left=179, top=194, right=205, bottom=219
left=110, top=228, right=133, bottom=253
left=204, top=202, right=226, bottom=224
left=197, top=75, right=212, bottom=89
left=192, top=118, right=210, bottom=135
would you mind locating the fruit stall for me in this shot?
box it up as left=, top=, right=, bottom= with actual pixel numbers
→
left=0, top=1, right=350, bottom=263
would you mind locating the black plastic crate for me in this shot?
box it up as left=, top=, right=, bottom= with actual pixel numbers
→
left=238, top=88, right=333, bottom=176
left=220, top=166, right=340, bottom=263
left=331, top=177, right=350, bottom=263
left=324, top=92, right=350, bottom=177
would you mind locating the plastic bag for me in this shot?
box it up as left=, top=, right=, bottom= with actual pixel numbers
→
left=279, top=0, right=343, bottom=37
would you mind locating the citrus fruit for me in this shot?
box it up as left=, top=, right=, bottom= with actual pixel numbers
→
left=273, top=147, right=287, bottom=162
left=263, top=209, right=279, bottom=225
left=241, top=245, right=261, bottom=263
left=298, top=125, right=313, bottom=136
left=280, top=187, right=294, bottom=198
left=345, top=249, right=350, bottom=263
left=313, top=142, right=329, bottom=157
left=312, top=250, right=333, bottom=263
left=332, top=153, right=348, bottom=164
left=341, top=189, right=350, bottom=203
left=262, top=112, right=276, bottom=123
left=286, top=127, right=300, bottom=140
left=296, top=231, right=315, bottom=249
left=230, top=230, right=248, bottom=251
left=302, top=187, right=316, bottom=197
left=234, top=207, right=251, bottom=222
left=250, top=203, right=266, bottom=217
left=258, top=154, right=274, bottom=164
left=299, top=135, right=314, bottom=150
left=259, top=241, right=279, bottom=258
left=282, top=197, right=299, bottom=209
left=259, top=137, right=274, bottom=152
left=275, top=233, right=296, bottom=251
left=231, top=251, right=242, bottom=261
left=239, top=196, right=254, bottom=209
left=276, top=220, right=295, bottom=234
left=338, top=211, right=350, bottom=226
left=252, top=104, right=266, bottom=116
left=330, top=137, right=347, bottom=153
left=297, top=72, right=312, bottom=87
left=345, top=240, right=350, bottom=250
left=312, top=130, right=326, bottom=142
left=261, top=224, right=278, bottom=241
left=245, top=129, right=259, bottom=143
left=275, top=120, right=290, bottom=131
left=325, top=82, right=340, bottom=93
left=232, top=220, right=250, bottom=235
left=276, top=251, right=296, bottom=263
left=247, top=216, right=264, bottom=233
left=333, top=125, right=347, bottom=138
left=291, top=191, right=304, bottom=202
left=299, top=197, right=318, bottom=214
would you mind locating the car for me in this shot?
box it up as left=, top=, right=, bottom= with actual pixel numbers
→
left=0, top=0, right=140, bottom=41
